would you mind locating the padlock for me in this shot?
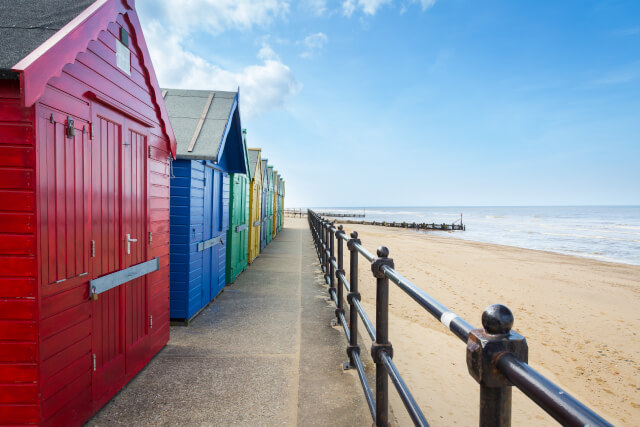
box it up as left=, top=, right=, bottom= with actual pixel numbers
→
left=90, top=286, right=98, bottom=301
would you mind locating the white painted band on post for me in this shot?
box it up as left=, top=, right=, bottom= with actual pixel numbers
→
left=440, top=312, right=458, bottom=329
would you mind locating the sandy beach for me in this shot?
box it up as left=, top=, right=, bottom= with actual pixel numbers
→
left=335, top=222, right=640, bottom=426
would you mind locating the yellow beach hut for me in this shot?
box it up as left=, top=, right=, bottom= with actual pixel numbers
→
left=247, top=148, right=263, bottom=263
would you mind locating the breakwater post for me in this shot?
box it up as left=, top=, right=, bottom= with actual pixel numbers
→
left=341, top=219, right=465, bottom=231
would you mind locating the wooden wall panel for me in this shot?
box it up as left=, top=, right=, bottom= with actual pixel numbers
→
left=0, top=80, right=38, bottom=421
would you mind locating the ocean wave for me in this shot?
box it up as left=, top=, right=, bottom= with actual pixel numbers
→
left=539, top=232, right=640, bottom=243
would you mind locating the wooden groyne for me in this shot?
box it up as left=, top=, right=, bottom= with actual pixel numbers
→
left=285, top=208, right=307, bottom=217
left=340, top=218, right=465, bottom=231
left=316, top=210, right=366, bottom=218
left=285, top=209, right=367, bottom=218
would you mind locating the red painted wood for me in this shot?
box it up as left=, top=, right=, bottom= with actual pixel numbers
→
left=0, top=404, right=39, bottom=424
left=0, top=278, right=35, bottom=298
left=0, top=100, right=32, bottom=122
left=0, top=321, right=36, bottom=341
left=0, top=300, right=36, bottom=320
left=0, top=343, right=36, bottom=363
left=0, top=235, right=36, bottom=256
left=0, top=384, right=37, bottom=404
left=43, top=391, right=91, bottom=427
left=41, top=370, right=91, bottom=419
left=41, top=353, right=90, bottom=399
left=40, top=285, right=88, bottom=319
left=41, top=336, right=90, bottom=379
left=39, top=303, right=90, bottom=339
left=0, top=124, right=32, bottom=145
left=0, top=2, right=174, bottom=424
left=41, top=318, right=92, bottom=361
left=0, top=146, right=34, bottom=167
left=0, top=191, right=34, bottom=212
left=90, top=106, right=125, bottom=403
left=0, top=257, right=36, bottom=276
left=0, top=363, right=37, bottom=383
left=0, top=213, right=34, bottom=234
left=0, top=169, right=33, bottom=189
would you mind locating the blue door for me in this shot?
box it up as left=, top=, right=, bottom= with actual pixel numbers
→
left=202, top=166, right=214, bottom=306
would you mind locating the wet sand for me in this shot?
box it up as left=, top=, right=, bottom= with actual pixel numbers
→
left=337, top=223, right=640, bottom=425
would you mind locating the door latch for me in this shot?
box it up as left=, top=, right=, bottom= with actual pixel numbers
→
left=126, top=234, right=138, bottom=255
left=90, top=240, right=95, bottom=258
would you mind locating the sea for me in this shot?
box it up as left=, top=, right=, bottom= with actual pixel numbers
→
left=310, top=206, right=640, bottom=266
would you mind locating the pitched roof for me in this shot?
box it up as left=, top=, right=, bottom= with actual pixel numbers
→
left=0, top=0, right=95, bottom=78
left=248, top=149, right=261, bottom=179
left=261, top=159, right=269, bottom=184
left=162, top=88, right=239, bottom=161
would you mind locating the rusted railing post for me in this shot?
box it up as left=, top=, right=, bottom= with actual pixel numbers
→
left=371, top=246, right=394, bottom=427
left=335, top=225, right=346, bottom=326
left=466, top=304, right=528, bottom=427
left=346, top=231, right=361, bottom=369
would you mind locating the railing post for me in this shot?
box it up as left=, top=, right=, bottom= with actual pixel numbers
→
left=335, top=225, right=346, bottom=327
left=466, top=304, right=528, bottom=427
left=329, top=222, right=336, bottom=297
left=346, top=231, right=361, bottom=369
left=322, top=220, right=329, bottom=282
left=371, top=246, right=394, bottom=427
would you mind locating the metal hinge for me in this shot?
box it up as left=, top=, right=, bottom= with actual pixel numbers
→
left=90, top=123, right=95, bottom=140
left=149, top=315, right=153, bottom=328
left=90, top=240, right=95, bottom=257
left=148, top=146, right=152, bottom=158
left=92, top=354, right=96, bottom=371
left=149, top=232, right=153, bottom=243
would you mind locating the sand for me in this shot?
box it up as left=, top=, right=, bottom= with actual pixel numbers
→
left=334, top=223, right=640, bottom=426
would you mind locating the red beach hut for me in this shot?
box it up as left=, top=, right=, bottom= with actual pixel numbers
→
left=0, top=0, right=176, bottom=425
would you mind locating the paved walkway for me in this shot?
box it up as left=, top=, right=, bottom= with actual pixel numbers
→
left=88, top=218, right=371, bottom=426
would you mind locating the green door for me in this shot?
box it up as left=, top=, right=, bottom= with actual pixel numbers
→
left=226, top=173, right=249, bottom=283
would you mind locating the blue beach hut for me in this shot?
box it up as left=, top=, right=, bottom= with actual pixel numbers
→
left=164, top=89, right=247, bottom=322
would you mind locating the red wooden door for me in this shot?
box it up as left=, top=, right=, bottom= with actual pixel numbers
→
left=91, top=104, right=150, bottom=402
left=91, top=105, right=125, bottom=401
left=122, top=121, right=150, bottom=373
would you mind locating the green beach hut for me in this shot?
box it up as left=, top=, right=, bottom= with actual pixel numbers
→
left=265, top=165, right=275, bottom=244
left=225, top=130, right=251, bottom=283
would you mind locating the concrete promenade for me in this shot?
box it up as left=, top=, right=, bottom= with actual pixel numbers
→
left=88, top=218, right=372, bottom=426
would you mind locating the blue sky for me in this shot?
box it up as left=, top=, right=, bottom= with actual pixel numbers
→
left=138, top=0, right=640, bottom=207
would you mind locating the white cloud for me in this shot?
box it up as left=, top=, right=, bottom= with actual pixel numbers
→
left=298, top=32, right=329, bottom=58
left=148, top=0, right=291, bottom=36
left=343, top=0, right=391, bottom=16
left=342, top=0, right=436, bottom=16
left=305, top=0, right=328, bottom=15
left=415, top=0, right=437, bottom=11
left=144, top=22, right=301, bottom=118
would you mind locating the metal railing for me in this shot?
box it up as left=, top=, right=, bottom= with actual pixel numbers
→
left=307, top=209, right=612, bottom=427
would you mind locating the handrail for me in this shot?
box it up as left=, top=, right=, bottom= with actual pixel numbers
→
left=307, top=209, right=613, bottom=427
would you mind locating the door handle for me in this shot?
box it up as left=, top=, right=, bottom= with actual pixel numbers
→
left=126, top=233, right=138, bottom=254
